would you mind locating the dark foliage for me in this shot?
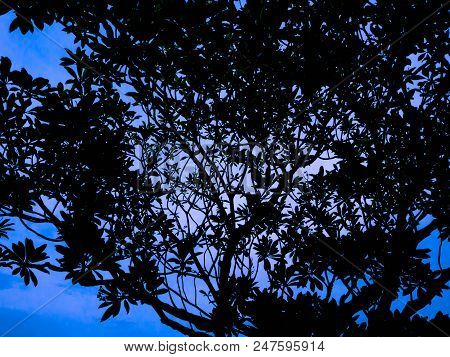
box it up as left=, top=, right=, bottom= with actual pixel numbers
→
left=0, top=1, right=449, bottom=336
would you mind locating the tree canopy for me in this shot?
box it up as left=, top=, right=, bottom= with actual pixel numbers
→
left=0, top=0, right=449, bottom=336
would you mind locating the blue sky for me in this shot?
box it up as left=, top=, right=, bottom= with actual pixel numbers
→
left=0, top=13, right=448, bottom=336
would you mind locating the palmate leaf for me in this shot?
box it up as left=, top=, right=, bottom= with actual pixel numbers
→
left=0, top=219, right=13, bottom=238
left=100, top=301, right=121, bottom=322
left=6, top=238, right=50, bottom=286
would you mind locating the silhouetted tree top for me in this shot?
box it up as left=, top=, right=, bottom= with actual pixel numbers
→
left=0, top=1, right=449, bottom=336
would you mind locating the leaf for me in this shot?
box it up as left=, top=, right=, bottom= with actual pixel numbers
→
left=30, top=270, right=38, bottom=287
left=101, top=302, right=120, bottom=322
left=155, top=288, right=169, bottom=295
left=0, top=218, right=12, bottom=238
left=123, top=300, right=130, bottom=314
left=0, top=56, right=12, bottom=79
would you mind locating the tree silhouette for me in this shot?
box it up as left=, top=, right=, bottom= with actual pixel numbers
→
left=0, top=1, right=448, bottom=336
